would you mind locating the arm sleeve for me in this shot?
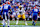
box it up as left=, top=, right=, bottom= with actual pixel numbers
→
left=32, top=9, right=34, bottom=12
left=8, top=5, right=11, bottom=10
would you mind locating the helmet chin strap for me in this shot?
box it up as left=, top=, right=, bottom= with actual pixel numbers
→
left=20, top=7, right=22, bottom=10
left=20, top=8, right=21, bottom=10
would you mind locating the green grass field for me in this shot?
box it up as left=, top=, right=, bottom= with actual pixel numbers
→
left=0, top=20, right=40, bottom=27
left=0, top=0, right=1, bottom=1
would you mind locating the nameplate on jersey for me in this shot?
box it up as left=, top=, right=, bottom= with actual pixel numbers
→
left=34, top=9, right=38, bottom=12
left=4, top=5, right=8, bottom=9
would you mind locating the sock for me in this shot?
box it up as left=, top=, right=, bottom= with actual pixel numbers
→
left=8, top=26, right=9, bottom=27
left=3, top=19, right=5, bottom=22
left=32, top=21, right=34, bottom=24
left=16, top=19, right=19, bottom=25
left=34, top=22, right=36, bottom=26
left=5, top=13, right=7, bottom=20
left=3, top=23, right=6, bottom=27
left=3, top=19, right=5, bottom=25
left=8, top=19, right=10, bottom=26
left=12, top=18, right=15, bottom=21
left=3, top=25, right=5, bottom=27
left=16, top=18, right=19, bottom=24
left=25, top=21, right=28, bottom=25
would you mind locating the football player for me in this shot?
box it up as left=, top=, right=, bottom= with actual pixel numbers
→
left=16, top=6, right=28, bottom=25
left=0, top=3, right=3, bottom=20
left=32, top=6, right=39, bottom=26
left=12, top=7, right=16, bottom=21
left=2, top=1, right=11, bottom=27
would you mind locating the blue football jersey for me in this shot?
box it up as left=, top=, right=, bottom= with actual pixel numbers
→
left=3, top=4, right=11, bottom=12
left=12, top=8, right=15, bottom=12
left=0, top=5, right=2, bottom=12
left=32, top=9, right=39, bottom=15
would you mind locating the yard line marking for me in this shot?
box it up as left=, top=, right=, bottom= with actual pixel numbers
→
left=0, top=25, right=40, bottom=27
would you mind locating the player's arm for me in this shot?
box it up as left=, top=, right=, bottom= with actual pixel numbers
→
left=32, top=9, right=34, bottom=14
left=16, top=8, right=19, bottom=13
left=37, top=9, right=40, bottom=20
left=23, top=8, right=25, bottom=14
left=1, top=7, right=3, bottom=13
left=8, top=5, right=13, bottom=15
left=9, top=5, right=12, bottom=12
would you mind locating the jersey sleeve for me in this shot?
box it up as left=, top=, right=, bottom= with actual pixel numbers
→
left=38, top=9, right=39, bottom=13
left=8, top=5, right=11, bottom=10
left=32, top=9, right=34, bottom=12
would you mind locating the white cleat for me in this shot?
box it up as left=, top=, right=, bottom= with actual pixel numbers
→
left=2, top=22, right=7, bottom=25
left=2, top=22, right=3, bottom=24
left=5, top=19, right=7, bottom=21
left=25, top=22, right=28, bottom=25
left=16, top=21, right=18, bottom=25
left=2, top=21, right=4, bottom=24
left=5, top=22, right=7, bottom=25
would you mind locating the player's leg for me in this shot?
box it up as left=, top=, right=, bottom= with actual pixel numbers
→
left=0, top=12, right=2, bottom=18
left=27, top=15, right=29, bottom=21
left=3, top=13, right=5, bottom=27
left=5, top=13, right=7, bottom=20
left=6, top=12, right=10, bottom=27
left=12, top=15, right=15, bottom=21
left=4, top=12, right=7, bottom=25
left=32, top=15, right=37, bottom=26
left=33, top=21, right=36, bottom=26
left=32, top=19, right=34, bottom=25
left=34, top=15, right=37, bottom=26
left=0, top=15, right=1, bottom=20
left=12, top=12, right=16, bottom=21
left=22, top=14, right=28, bottom=25
left=32, top=15, right=34, bottom=25
left=16, top=14, right=21, bottom=25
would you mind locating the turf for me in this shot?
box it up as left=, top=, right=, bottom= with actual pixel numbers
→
left=0, top=0, right=1, bottom=1
left=0, top=20, right=40, bottom=27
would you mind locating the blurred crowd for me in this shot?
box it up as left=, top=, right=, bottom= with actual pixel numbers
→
left=0, top=0, right=40, bottom=18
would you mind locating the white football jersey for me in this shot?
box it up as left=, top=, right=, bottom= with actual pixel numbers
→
left=17, top=8, right=25, bottom=15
